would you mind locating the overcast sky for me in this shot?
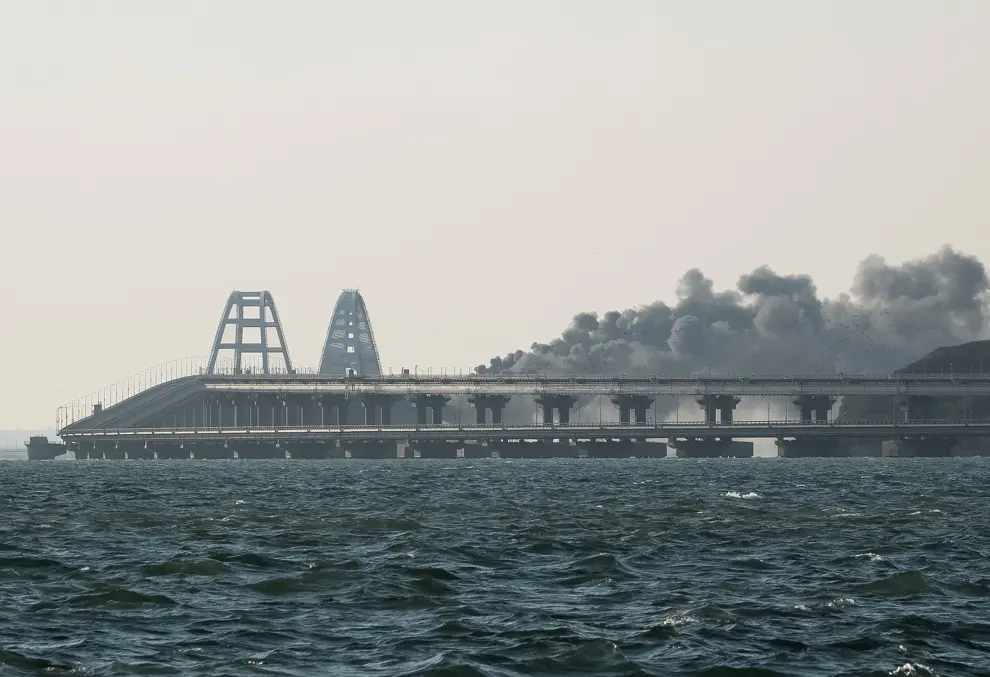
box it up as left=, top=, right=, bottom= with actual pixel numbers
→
left=2, top=1, right=989, bottom=429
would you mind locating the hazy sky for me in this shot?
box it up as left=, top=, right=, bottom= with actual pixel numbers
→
left=2, top=1, right=989, bottom=429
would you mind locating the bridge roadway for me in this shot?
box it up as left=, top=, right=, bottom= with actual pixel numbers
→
left=57, top=419, right=990, bottom=443
left=202, top=373, right=990, bottom=397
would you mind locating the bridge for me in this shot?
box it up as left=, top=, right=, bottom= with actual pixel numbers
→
left=51, top=289, right=990, bottom=460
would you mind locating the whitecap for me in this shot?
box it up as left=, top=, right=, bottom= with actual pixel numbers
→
left=235, top=499, right=245, bottom=505
left=855, top=552, right=884, bottom=562
left=661, top=613, right=697, bottom=627
left=889, top=663, right=936, bottom=676
left=825, top=597, right=855, bottom=608
left=724, top=491, right=760, bottom=499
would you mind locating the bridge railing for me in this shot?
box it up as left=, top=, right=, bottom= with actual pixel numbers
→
left=55, top=356, right=316, bottom=431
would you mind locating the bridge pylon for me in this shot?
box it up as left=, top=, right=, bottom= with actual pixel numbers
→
left=318, top=289, right=382, bottom=376
left=207, top=291, right=293, bottom=374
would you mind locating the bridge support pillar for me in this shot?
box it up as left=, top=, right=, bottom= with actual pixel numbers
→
left=124, top=442, right=154, bottom=460
left=792, top=395, right=835, bottom=423
left=882, top=437, right=956, bottom=457
left=411, top=395, right=451, bottom=425
left=234, top=442, right=286, bottom=459
left=98, top=441, right=125, bottom=460
left=362, top=395, right=397, bottom=425
left=468, top=395, right=511, bottom=425
left=190, top=443, right=235, bottom=460
left=534, top=395, right=579, bottom=424
left=152, top=443, right=190, bottom=460
left=610, top=395, right=655, bottom=425
left=320, top=395, right=350, bottom=426
left=776, top=438, right=846, bottom=457
left=579, top=440, right=667, bottom=458
left=670, top=438, right=753, bottom=458
left=696, top=395, right=741, bottom=423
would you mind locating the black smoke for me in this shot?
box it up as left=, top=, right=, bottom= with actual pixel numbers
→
left=479, top=246, right=990, bottom=378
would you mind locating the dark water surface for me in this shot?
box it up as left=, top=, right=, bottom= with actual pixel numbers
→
left=1, top=459, right=989, bottom=676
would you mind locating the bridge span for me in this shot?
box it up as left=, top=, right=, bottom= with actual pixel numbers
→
left=201, top=373, right=990, bottom=397
left=51, top=288, right=990, bottom=459
left=57, top=419, right=990, bottom=460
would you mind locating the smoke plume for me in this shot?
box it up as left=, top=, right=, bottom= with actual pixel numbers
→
left=479, top=247, right=989, bottom=378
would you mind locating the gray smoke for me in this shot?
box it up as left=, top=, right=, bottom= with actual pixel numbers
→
left=479, top=246, right=989, bottom=378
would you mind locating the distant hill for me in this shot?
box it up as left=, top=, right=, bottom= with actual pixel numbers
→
left=894, top=339, right=990, bottom=375
left=839, top=340, right=990, bottom=421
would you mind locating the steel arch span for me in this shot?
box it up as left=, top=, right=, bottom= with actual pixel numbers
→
left=207, top=291, right=293, bottom=375
left=318, top=289, right=382, bottom=376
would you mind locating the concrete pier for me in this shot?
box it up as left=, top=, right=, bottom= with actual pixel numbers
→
left=235, top=443, right=286, bottom=459
left=776, top=438, right=847, bottom=457
left=535, top=395, right=579, bottom=424
left=882, top=438, right=955, bottom=457
left=286, top=442, right=331, bottom=459
left=490, top=441, right=579, bottom=459
left=413, top=395, right=450, bottom=425
left=678, top=396, right=747, bottom=457
left=362, top=395, right=398, bottom=425
left=461, top=443, right=492, bottom=459
left=580, top=441, right=667, bottom=458
left=610, top=395, right=655, bottom=425
left=672, top=439, right=754, bottom=458
left=100, top=442, right=126, bottom=460
left=345, top=441, right=400, bottom=459
left=125, top=443, right=155, bottom=460
left=793, top=395, right=835, bottom=422
left=413, top=441, right=461, bottom=458
left=190, top=443, right=235, bottom=460
left=468, top=395, right=511, bottom=425
left=696, top=395, right=741, bottom=423
left=152, top=443, right=191, bottom=460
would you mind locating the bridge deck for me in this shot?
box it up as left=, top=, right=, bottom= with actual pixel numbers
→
left=201, top=373, right=990, bottom=397
left=59, top=420, right=990, bottom=442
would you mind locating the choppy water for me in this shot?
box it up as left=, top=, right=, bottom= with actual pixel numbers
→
left=1, top=459, right=989, bottom=676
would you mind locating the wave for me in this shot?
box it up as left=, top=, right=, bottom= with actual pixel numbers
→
left=858, top=571, right=943, bottom=597
left=67, top=587, right=177, bottom=608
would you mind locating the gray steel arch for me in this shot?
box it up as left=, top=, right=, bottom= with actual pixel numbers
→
left=207, top=290, right=293, bottom=374
left=318, top=289, right=382, bottom=376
